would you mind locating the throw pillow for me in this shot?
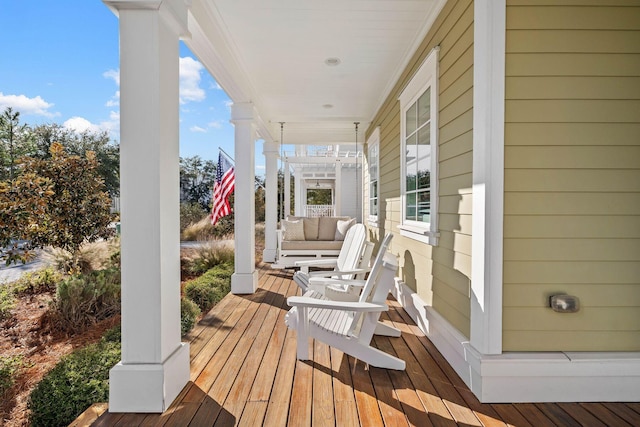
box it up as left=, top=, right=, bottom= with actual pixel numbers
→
left=335, top=218, right=356, bottom=241
left=282, top=220, right=305, bottom=241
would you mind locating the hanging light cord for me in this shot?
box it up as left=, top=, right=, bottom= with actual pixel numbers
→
left=354, top=122, right=360, bottom=221
left=279, top=122, right=285, bottom=221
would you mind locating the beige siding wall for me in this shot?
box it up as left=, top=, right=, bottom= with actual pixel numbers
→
left=504, top=1, right=640, bottom=351
left=366, top=0, right=474, bottom=338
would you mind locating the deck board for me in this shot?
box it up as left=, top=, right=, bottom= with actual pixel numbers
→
left=85, top=263, right=638, bottom=427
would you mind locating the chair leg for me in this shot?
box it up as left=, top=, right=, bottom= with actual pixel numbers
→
left=296, top=307, right=309, bottom=360
left=375, top=321, right=401, bottom=337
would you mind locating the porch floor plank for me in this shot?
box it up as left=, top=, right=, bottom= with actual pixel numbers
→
left=84, top=263, right=637, bottom=427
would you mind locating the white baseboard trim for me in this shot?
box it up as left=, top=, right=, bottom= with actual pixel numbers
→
left=392, top=279, right=640, bottom=403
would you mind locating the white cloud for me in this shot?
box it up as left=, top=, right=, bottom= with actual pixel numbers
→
left=179, top=56, right=205, bottom=104
left=63, top=111, right=120, bottom=137
left=208, top=120, right=223, bottom=129
left=0, top=92, right=57, bottom=117
left=190, top=125, right=207, bottom=133
left=103, top=69, right=120, bottom=107
left=103, top=69, right=120, bottom=86
left=224, top=100, right=233, bottom=111
left=211, top=81, right=223, bottom=90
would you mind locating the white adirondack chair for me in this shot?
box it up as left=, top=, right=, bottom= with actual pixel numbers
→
left=286, top=234, right=405, bottom=370
left=312, top=233, right=393, bottom=302
left=292, top=223, right=369, bottom=293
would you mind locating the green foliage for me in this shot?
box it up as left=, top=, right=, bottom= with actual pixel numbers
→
left=11, top=267, right=62, bottom=295
left=23, top=143, right=114, bottom=255
left=180, top=202, right=207, bottom=232
left=101, top=325, right=121, bottom=343
left=0, top=107, right=34, bottom=181
left=28, top=338, right=121, bottom=427
left=0, top=286, right=16, bottom=321
left=53, top=268, right=121, bottom=332
left=0, top=355, right=26, bottom=397
left=184, top=264, right=232, bottom=312
left=180, top=156, right=216, bottom=210
left=180, top=297, right=201, bottom=336
left=30, top=123, right=120, bottom=196
left=185, top=244, right=235, bottom=276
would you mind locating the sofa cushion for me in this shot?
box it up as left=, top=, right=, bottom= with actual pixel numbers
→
left=302, top=217, right=319, bottom=240
left=318, top=216, right=350, bottom=241
left=282, top=219, right=305, bottom=241
left=281, top=240, right=343, bottom=251
left=335, top=218, right=356, bottom=240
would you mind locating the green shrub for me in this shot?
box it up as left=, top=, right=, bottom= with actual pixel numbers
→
left=0, top=285, right=15, bottom=321
left=11, top=267, right=62, bottom=295
left=28, top=339, right=121, bottom=427
left=0, top=355, right=25, bottom=396
left=180, top=202, right=207, bottom=232
left=101, top=325, right=121, bottom=343
left=183, top=243, right=235, bottom=276
left=180, top=297, right=200, bottom=336
left=183, top=263, right=232, bottom=312
left=53, top=268, right=121, bottom=332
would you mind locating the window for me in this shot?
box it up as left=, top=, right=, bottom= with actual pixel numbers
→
left=367, top=128, right=380, bottom=225
left=399, top=47, right=439, bottom=245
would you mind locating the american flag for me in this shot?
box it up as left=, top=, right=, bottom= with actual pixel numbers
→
left=210, top=152, right=235, bottom=225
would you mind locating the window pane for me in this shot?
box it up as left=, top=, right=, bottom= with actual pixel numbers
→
left=370, top=198, right=378, bottom=216
left=418, top=87, right=431, bottom=127
left=370, top=181, right=377, bottom=198
left=417, top=126, right=431, bottom=189
left=405, top=192, right=416, bottom=221
left=405, top=134, right=417, bottom=191
left=406, top=102, right=417, bottom=136
left=417, top=190, right=431, bottom=223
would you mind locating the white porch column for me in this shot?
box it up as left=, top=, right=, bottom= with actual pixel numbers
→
left=105, top=0, right=190, bottom=413
left=262, top=142, right=278, bottom=263
left=284, top=161, right=291, bottom=218
left=231, top=102, right=258, bottom=293
left=334, top=162, right=342, bottom=216
left=471, top=0, right=506, bottom=355
left=294, top=173, right=303, bottom=216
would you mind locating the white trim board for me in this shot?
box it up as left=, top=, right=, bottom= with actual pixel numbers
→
left=392, top=279, right=640, bottom=403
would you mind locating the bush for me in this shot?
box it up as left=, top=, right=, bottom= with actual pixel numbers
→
left=52, top=268, right=121, bottom=332
left=0, top=286, right=15, bottom=321
left=184, top=269, right=231, bottom=313
left=0, top=355, right=25, bottom=397
left=11, top=267, right=62, bottom=295
left=42, top=239, right=120, bottom=275
left=181, top=215, right=234, bottom=241
left=180, top=202, right=207, bottom=232
left=184, top=242, right=234, bottom=276
left=28, top=338, right=121, bottom=427
left=181, top=297, right=200, bottom=336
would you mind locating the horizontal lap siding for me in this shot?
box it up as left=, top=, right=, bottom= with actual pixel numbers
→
left=366, top=0, right=474, bottom=338
left=504, top=1, right=640, bottom=351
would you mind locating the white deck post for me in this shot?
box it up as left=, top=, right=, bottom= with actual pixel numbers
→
left=294, top=173, right=303, bottom=216
left=231, top=102, right=258, bottom=293
left=284, top=161, right=291, bottom=217
left=105, top=0, right=190, bottom=413
left=335, top=162, right=342, bottom=216
left=263, top=141, right=278, bottom=263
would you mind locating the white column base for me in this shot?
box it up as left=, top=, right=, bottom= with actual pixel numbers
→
left=262, top=248, right=277, bottom=263
left=232, top=271, right=258, bottom=294
left=109, top=343, right=190, bottom=413
left=391, top=279, right=640, bottom=403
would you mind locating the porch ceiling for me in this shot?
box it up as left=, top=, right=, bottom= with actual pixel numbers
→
left=187, top=0, right=445, bottom=144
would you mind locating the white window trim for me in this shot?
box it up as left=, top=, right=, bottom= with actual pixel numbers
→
left=367, top=127, right=380, bottom=227
left=398, top=46, right=439, bottom=246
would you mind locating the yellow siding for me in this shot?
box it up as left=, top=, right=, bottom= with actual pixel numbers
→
left=366, top=0, right=474, bottom=338
left=504, top=1, right=640, bottom=351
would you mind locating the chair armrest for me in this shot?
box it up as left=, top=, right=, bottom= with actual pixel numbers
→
left=295, top=258, right=339, bottom=268
left=287, top=296, right=388, bottom=312
left=307, top=267, right=370, bottom=277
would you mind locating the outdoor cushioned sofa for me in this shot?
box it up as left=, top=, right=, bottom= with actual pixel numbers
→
left=272, top=216, right=356, bottom=268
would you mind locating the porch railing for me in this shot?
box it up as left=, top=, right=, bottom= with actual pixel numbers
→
left=303, top=204, right=335, bottom=217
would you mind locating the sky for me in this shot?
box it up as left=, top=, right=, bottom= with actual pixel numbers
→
left=0, top=2, right=258, bottom=172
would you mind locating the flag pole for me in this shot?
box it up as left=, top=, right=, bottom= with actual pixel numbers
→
left=218, top=146, right=265, bottom=190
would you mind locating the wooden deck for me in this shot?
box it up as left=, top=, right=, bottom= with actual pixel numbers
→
left=85, top=263, right=640, bottom=426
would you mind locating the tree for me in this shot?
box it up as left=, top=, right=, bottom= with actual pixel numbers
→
left=31, top=124, right=120, bottom=196
left=179, top=156, right=216, bottom=209
left=0, top=107, right=34, bottom=181
left=21, top=143, right=114, bottom=256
